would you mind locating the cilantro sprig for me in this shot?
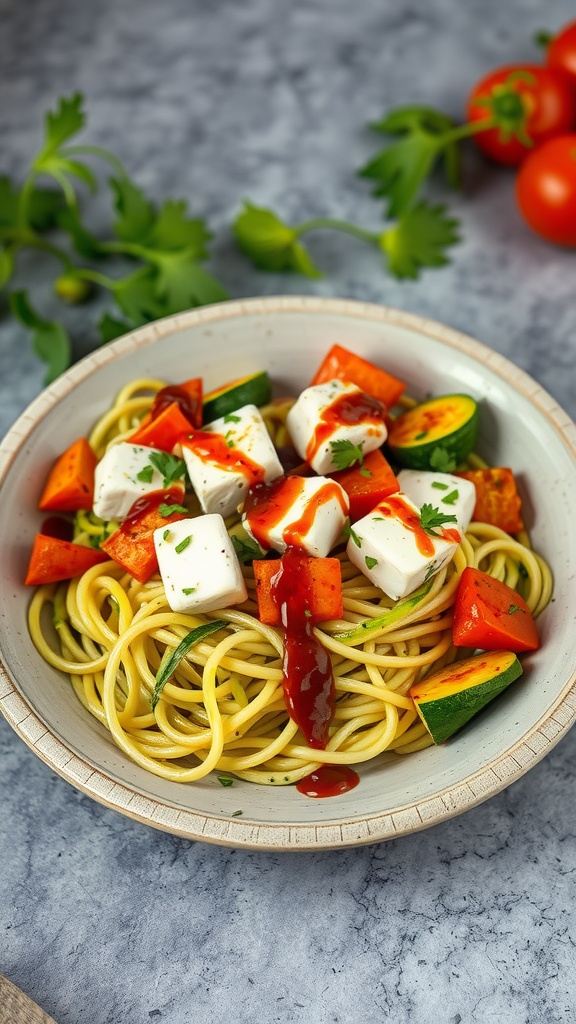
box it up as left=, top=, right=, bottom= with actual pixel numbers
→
left=1, top=93, right=227, bottom=383
left=329, top=439, right=367, bottom=472
left=233, top=200, right=458, bottom=282
left=419, top=503, right=458, bottom=534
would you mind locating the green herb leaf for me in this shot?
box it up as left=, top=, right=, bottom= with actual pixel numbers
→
left=431, top=481, right=449, bottom=490
left=10, top=290, right=71, bottom=383
left=429, top=446, right=458, bottom=473
left=136, top=465, right=154, bottom=483
left=98, top=312, right=133, bottom=344
left=233, top=201, right=322, bottom=277
left=507, top=603, right=526, bottom=615
left=359, top=106, right=460, bottom=217
left=32, top=94, right=97, bottom=205
left=148, top=450, right=187, bottom=488
left=329, top=438, right=366, bottom=470
left=182, top=586, right=197, bottom=595
left=419, top=502, right=458, bottom=534
left=380, top=202, right=459, bottom=280
left=343, top=522, right=362, bottom=548
left=0, top=247, right=14, bottom=290
left=441, top=489, right=459, bottom=505
left=159, top=502, right=188, bottom=517
left=224, top=413, right=241, bottom=424
left=175, top=535, right=192, bottom=554
left=365, top=556, right=378, bottom=570
left=231, top=533, right=262, bottom=564
left=152, top=619, right=227, bottom=709
left=218, top=776, right=234, bottom=787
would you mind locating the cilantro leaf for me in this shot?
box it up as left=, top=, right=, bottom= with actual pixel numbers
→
left=231, top=533, right=262, bottom=564
left=330, top=439, right=366, bottom=470
left=10, top=290, right=72, bottom=383
left=343, top=522, right=362, bottom=548
left=152, top=619, right=227, bottom=710
left=233, top=202, right=322, bottom=277
left=112, top=266, right=168, bottom=326
left=98, top=312, right=133, bottom=344
left=28, top=188, right=66, bottom=232
left=154, top=255, right=228, bottom=311
left=148, top=451, right=187, bottom=487
left=58, top=205, right=106, bottom=259
left=380, top=202, right=459, bottom=280
left=0, top=248, right=14, bottom=289
left=110, top=176, right=156, bottom=243
left=359, top=106, right=460, bottom=218
left=32, top=94, right=97, bottom=205
left=159, top=502, right=188, bottom=516
left=429, top=446, right=458, bottom=473
left=441, top=489, right=459, bottom=506
left=419, top=502, right=458, bottom=534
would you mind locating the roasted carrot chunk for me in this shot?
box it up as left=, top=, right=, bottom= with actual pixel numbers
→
left=38, top=438, right=97, bottom=513
left=253, top=555, right=343, bottom=625
left=100, top=488, right=189, bottom=583
left=24, top=534, right=108, bottom=585
left=330, top=448, right=399, bottom=521
left=457, top=467, right=524, bottom=534
left=452, top=567, right=539, bottom=652
left=310, top=344, right=406, bottom=408
left=129, top=401, right=193, bottom=452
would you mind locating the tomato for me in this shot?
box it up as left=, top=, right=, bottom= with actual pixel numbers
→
left=515, top=134, right=576, bottom=246
left=546, top=21, right=576, bottom=90
left=467, top=63, right=576, bottom=165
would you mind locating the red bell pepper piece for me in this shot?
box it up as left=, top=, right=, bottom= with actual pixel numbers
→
left=310, top=344, right=406, bottom=409
left=452, top=567, right=539, bottom=652
left=253, top=555, right=343, bottom=625
left=457, top=467, right=524, bottom=534
left=100, top=489, right=189, bottom=583
left=38, top=438, right=97, bottom=513
left=129, top=401, right=193, bottom=452
left=25, top=534, right=109, bottom=586
left=330, top=448, right=399, bottom=521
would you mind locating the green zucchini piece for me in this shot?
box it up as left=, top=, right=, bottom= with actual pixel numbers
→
left=387, top=394, right=479, bottom=471
left=202, top=370, right=271, bottom=422
left=410, top=650, right=522, bottom=744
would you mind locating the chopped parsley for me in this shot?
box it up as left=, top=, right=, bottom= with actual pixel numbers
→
left=419, top=503, right=458, bottom=534
left=175, top=535, right=192, bottom=554
left=441, top=489, right=459, bottom=506
left=182, top=586, right=197, bottom=595
left=231, top=533, right=261, bottom=563
left=429, top=447, right=457, bottom=473
left=162, top=529, right=171, bottom=541
left=507, top=603, right=526, bottom=615
left=148, top=451, right=186, bottom=487
left=343, top=522, right=362, bottom=548
left=224, top=413, right=241, bottom=424
left=431, top=480, right=449, bottom=490
left=329, top=438, right=366, bottom=471
left=159, top=502, right=188, bottom=516
left=365, top=556, right=378, bottom=570
left=136, top=464, right=154, bottom=483
left=217, top=776, right=234, bottom=787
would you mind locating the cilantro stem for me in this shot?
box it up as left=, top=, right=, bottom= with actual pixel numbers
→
left=71, top=267, right=120, bottom=290
left=63, top=144, right=127, bottom=178
left=295, top=217, right=379, bottom=245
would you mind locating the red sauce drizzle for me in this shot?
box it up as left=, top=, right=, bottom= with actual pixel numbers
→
left=306, top=387, right=386, bottom=464
left=40, top=516, right=74, bottom=542
left=374, top=495, right=460, bottom=556
left=270, top=546, right=335, bottom=749
left=185, top=431, right=265, bottom=484
left=244, top=475, right=349, bottom=551
left=296, top=765, right=360, bottom=798
left=151, top=385, right=200, bottom=426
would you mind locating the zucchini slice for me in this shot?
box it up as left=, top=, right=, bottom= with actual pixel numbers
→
left=387, top=394, right=479, bottom=471
left=202, top=370, right=271, bottom=422
left=410, top=650, right=523, bottom=744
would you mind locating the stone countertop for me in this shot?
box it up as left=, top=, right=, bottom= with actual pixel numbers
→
left=1, top=1, right=576, bottom=1022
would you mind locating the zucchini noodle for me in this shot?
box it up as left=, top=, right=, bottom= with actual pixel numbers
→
left=28, top=378, right=554, bottom=785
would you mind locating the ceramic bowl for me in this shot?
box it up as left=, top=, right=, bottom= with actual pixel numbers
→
left=1, top=296, right=575, bottom=850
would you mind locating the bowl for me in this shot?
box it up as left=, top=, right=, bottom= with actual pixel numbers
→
left=1, top=296, right=575, bottom=850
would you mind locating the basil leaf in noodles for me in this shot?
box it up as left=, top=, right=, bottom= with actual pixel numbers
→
left=151, top=619, right=227, bottom=710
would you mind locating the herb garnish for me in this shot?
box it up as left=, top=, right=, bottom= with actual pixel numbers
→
left=136, top=465, right=154, bottom=484
left=329, top=439, right=366, bottom=471
left=441, top=489, right=459, bottom=506
left=175, top=535, right=192, bottom=554
left=151, top=619, right=226, bottom=710
left=159, top=502, right=188, bottom=517
left=419, top=503, right=458, bottom=534
left=148, top=451, right=186, bottom=488
left=365, top=556, right=378, bottom=570
left=343, top=522, right=362, bottom=548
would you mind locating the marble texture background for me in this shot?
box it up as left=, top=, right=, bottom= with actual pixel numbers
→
left=1, top=0, right=576, bottom=1021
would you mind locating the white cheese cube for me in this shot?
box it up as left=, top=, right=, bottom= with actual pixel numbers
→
left=396, top=469, right=476, bottom=532
left=286, top=379, right=388, bottom=475
left=181, top=404, right=283, bottom=518
left=154, top=515, right=247, bottom=614
left=346, top=492, right=461, bottom=601
left=93, top=442, right=185, bottom=521
left=242, top=475, right=349, bottom=557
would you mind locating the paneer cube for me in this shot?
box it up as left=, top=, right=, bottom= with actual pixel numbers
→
left=242, top=474, right=349, bottom=558
left=286, top=379, right=388, bottom=475
left=153, top=514, right=247, bottom=614
left=181, top=404, right=283, bottom=519
left=93, top=442, right=185, bottom=522
left=346, top=492, right=461, bottom=601
left=396, top=469, right=476, bottom=532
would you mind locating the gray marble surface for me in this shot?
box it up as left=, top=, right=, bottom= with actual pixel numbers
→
left=1, top=0, right=576, bottom=1021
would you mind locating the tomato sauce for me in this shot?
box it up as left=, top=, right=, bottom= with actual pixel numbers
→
left=244, top=475, right=348, bottom=551
left=296, top=765, right=360, bottom=798
left=306, top=388, right=386, bottom=464
left=185, top=431, right=265, bottom=483
left=374, top=495, right=460, bottom=555
left=151, top=384, right=201, bottom=426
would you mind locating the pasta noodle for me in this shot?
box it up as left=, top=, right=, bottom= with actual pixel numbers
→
left=28, top=378, right=553, bottom=786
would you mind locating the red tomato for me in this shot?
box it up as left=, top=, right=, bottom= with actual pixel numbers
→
left=547, top=21, right=576, bottom=89
left=467, top=63, right=576, bottom=165
left=515, top=134, right=576, bottom=245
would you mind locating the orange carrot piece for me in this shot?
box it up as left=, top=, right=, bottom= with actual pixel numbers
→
left=100, top=488, right=188, bottom=583
left=129, top=401, right=193, bottom=451
left=452, top=567, right=539, bottom=652
left=253, top=556, right=343, bottom=625
left=457, top=467, right=524, bottom=534
left=38, top=438, right=97, bottom=513
left=310, top=344, right=406, bottom=409
left=330, top=448, right=399, bottom=521
left=24, top=534, right=109, bottom=585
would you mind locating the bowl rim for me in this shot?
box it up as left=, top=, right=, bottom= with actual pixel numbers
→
left=1, top=294, right=576, bottom=850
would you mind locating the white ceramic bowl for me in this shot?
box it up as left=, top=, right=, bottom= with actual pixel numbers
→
left=1, top=296, right=575, bottom=850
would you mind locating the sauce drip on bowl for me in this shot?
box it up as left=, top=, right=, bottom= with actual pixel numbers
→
left=296, top=765, right=360, bottom=798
